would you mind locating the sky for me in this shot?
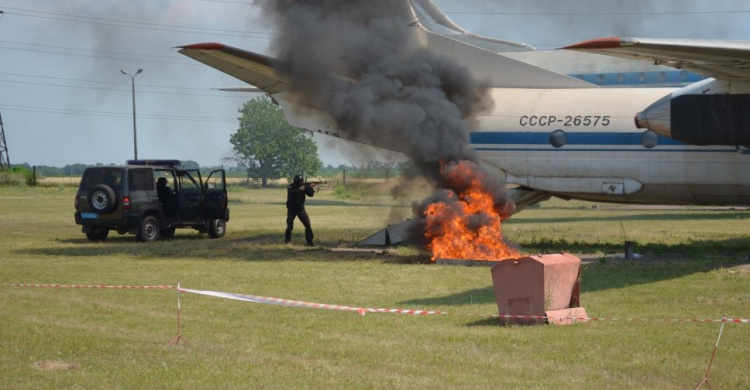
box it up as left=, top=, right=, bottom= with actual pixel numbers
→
left=1, top=0, right=749, bottom=168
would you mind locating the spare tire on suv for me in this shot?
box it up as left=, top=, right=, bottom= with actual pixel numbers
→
left=88, top=184, right=117, bottom=214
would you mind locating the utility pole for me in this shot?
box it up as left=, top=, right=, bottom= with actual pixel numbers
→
left=121, top=68, right=143, bottom=160
left=0, top=12, right=7, bottom=169
left=0, top=111, right=10, bottom=169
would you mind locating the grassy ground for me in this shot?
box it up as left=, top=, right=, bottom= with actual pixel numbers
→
left=0, top=184, right=748, bottom=389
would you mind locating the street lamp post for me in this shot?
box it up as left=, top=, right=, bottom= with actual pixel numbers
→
left=121, top=68, right=143, bottom=160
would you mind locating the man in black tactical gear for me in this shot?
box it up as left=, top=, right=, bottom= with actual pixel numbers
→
left=156, top=177, right=176, bottom=216
left=285, top=174, right=315, bottom=246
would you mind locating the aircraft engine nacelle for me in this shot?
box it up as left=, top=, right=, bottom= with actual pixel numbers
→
left=635, top=79, right=750, bottom=146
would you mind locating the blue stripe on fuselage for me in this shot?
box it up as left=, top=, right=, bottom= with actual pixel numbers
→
left=470, top=132, right=685, bottom=146
left=470, top=131, right=738, bottom=153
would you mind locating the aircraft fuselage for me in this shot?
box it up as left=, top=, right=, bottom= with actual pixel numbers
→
left=475, top=87, right=749, bottom=205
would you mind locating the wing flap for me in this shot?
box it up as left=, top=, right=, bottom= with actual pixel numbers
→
left=562, top=38, right=750, bottom=81
left=177, top=43, right=291, bottom=94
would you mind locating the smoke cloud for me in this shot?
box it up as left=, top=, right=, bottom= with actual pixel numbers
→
left=254, top=0, right=515, bottom=247
left=255, top=0, right=493, bottom=184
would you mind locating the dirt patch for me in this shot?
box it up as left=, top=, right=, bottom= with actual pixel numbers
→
left=32, top=361, right=80, bottom=371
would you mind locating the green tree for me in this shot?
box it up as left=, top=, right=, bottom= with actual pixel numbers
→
left=226, top=96, right=322, bottom=187
left=62, top=164, right=88, bottom=176
left=180, top=160, right=200, bottom=170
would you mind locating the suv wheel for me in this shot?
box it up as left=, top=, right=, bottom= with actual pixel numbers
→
left=88, top=184, right=117, bottom=214
left=136, top=216, right=160, bottom=242
left=208, top=218, right=226, bottom=238
left=85, top=228, right=109, bottom=241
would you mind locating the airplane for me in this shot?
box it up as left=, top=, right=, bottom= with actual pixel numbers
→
left=178, top=0, right=750, bottom=211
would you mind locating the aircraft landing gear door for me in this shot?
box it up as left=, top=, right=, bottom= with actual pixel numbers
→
left=203, top=170, right=227, bottom=220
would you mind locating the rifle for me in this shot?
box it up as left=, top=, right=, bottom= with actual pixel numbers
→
left=303, top=181, right=328, bottom=191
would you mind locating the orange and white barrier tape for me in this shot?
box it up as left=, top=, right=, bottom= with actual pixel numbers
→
left=6, top=283, right=748, bottom=323
left=179, top=287, right=446, bottom=316
left=179, top=287, right=748, bottom=323
left=490, top=314, right=750, bottom=324
left=7, top=283, right=175, bottom=290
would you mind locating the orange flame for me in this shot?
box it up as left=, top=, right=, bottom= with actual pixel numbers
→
left=424, top=161, right=519, bottom=261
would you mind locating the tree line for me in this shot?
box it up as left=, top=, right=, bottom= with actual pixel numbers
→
left=9, top=161, right=414, bottom=179
left=7, top=96, right=414, bottom=186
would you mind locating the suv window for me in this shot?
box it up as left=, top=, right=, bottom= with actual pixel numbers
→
left=129, top=169, right=154, bottom=191
left=81, top=169, right=124, bottom=191
left=205, top=171, right=225, bottom=189
left=178, top=171, right=200, bottom=190
left=154, top=170, right=176, bottom=187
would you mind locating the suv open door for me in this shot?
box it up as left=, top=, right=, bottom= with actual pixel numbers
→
left=203, top=169, right=229, bottom=237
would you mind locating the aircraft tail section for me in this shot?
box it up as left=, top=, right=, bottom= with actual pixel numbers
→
left=409, top=0, right=534, bottom=53
left=406, top=0, right=591, bottom=89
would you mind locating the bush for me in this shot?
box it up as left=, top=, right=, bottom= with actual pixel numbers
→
left=332, top=185, right=352, bottom=199
left=0, top=167, right=34, bottom=186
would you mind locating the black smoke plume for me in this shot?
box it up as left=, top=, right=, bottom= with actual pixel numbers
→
left=255, top=0, right=514, bottom=244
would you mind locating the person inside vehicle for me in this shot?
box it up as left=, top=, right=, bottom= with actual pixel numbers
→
left=104, top=173, right=121, bottom=190
left=285, top=174, right=316, bottom=246
left=157, top=177, right=176, bottom=215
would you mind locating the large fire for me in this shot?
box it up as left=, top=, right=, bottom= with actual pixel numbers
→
left=424, top=161, right=520, bottom=261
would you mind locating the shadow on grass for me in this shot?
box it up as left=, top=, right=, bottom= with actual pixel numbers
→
left=307, top=199, right=410, bottom=208
left=17, top=233, right=748, bottom=300
left=254, top=198, right=411, bottom=208
left=465, top=317, right=504, bottom=327
left=401, top=286, right=496, bottom=306
left=398, top=238, right=748, bottom=309
left=21, top=232, right=432, bottom=265
left=580, top=254, right=749, bottom=293
left=508, top=211, right=750, bottom=224
left=516, top=237, right=750, bottom=256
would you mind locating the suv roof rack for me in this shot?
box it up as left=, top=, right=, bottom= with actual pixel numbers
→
left=127, top=159, right=182, bottom=167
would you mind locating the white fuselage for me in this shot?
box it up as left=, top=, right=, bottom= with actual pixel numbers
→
left=475, top=87, right=749, bottom=205
left=276, top=84, right=749, bottom=205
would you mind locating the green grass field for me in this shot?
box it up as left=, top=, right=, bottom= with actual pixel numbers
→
left=0, top=184, right=748, bottom=389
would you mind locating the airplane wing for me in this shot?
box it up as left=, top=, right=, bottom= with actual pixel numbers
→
left=177, top=43, right=291, bottom=94
left=216, top=87, right=264, bottom=93
left=562, top=38, right=750, bottom=81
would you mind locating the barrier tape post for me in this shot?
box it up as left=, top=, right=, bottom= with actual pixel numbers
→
left=167, top=283, right=190, bottom=347
left=695, top=314, right=727, bottom=389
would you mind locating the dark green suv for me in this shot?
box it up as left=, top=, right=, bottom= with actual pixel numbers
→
left=74, top=160, right=229, bottom=242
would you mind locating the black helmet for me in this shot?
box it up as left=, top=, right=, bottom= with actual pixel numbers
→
left=293, top=175, right=303, bottom=184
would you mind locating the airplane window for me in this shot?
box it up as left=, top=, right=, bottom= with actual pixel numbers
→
left=641, top=130, right=659, bottom=149
left=549, top=130, right=567, bottom=148
left=617, top=73, right=625, bottom=83
left=596, top=74, right=605, bottom=84
left=638, top=73, right=645, bottom=83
